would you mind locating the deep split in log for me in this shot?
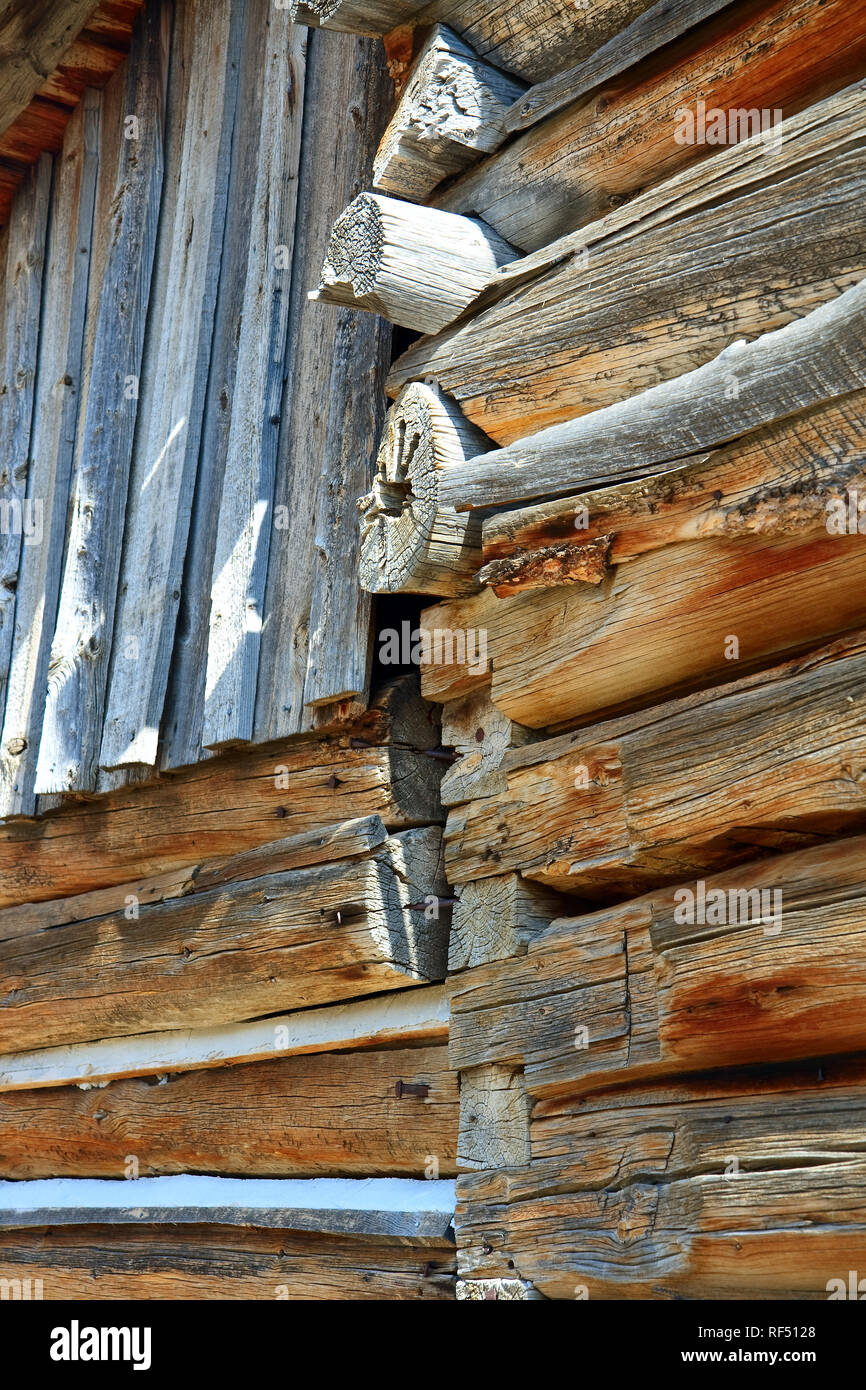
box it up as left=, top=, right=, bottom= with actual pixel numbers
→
left=310, top=191, right=516, bottom=333
left=373, top=25, right=525, bottom=202
left=358, top=383, right=492, bottom=596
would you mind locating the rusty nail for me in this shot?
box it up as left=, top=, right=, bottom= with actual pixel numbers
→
left=395, top=1080, right=429, bottom=1099
left=423, top=748, right=458, bottom=762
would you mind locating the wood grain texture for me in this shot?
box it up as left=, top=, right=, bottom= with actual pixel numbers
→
left=440, top=685, right=539, bottom=807
left=0, top=1046, right=457, bottom=1178
left=390, top=84, right=866, bottom=449
left=0, top=677, right=443, bottom=909
left=440, top=0, right=866, bottom=252
left=0, top=1223, right=456, bottom=1298
left=444, top=631, right=866, bottom=894
left=0, top=827, right=448, bottom=1053
left=449, top=873, right=568, bottom=971
left=457, top=1060, right=866, bottom=1298
left=0, top=97, right=98, bottom=819
left=458, top=1063, right=529, bottom=1170
left=479, top=390, right=866, bottom=594
left=99, top=0, right=240, bottom=772
left=0, top=0, right=96, bottom=136
left=34, top=0, right=169, bottom=794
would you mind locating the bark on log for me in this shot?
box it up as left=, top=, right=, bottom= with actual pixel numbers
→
left=359, top=384, right=491, bottom=596
left=311, top=192, right=516, bottom=334
left=373, top=25, right=525, bottom=202
left=479, top=390, right=866, bottom=595
left=389, top=84, right=866, bottom=449
left=443, top=631, right=866, bottom=895
left=0, top=1223, right=456, bottom=1299
left=0, top=827, right=448, bottom=1053
left=439, top=0, right=866, bottom=252
left=0, top=1045, right=457, bottom=1178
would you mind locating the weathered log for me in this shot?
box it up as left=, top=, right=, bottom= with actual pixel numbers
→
left=458, top=1064, right=529, bottom=1170
left=359, top=384, right=490, bottom=597
left=0, top=157, right=51, bottom=707
left=417, top=587, right=496, bottom=701
left=449, top=874, right=573, bottom=972
left=439, top=685, right=538, bottom=806
left=0, top=983, right=449, bottom=1092
left=0, top=827, right=448, bottom=1054
left=479, top=390, right=866, bottom=595
left=0, top=0, right=97, bottom=136
left=506, top=0, right=739, bottom=131
left=0, top=677, right=443, bottom=909
left=444, top=631, right=866, bottom=895
left=0, top=1175, right=457, bottom=1241
left=457, top=1059, right=866, bottom=1298
left=291, top=0, right=429, bottom=32
left=311, top=192, right=515, bottom=334
left=33, top=0, right=169, bottom=795
left=441, top=278, right=866, bottom=511
left=389, top=84, right=866, bottom=449
left=0, top=100, right=98, bottom=821
left=439, top=0, right=866, bottom=251
left=99, top=0, right=244, bottom=771
left=0, top=1222, right=456, bottom=1299
left=373, top=25, right=524, bottom=202
left=0, top=1045, right=457, bottom=1178
left=449, top=835, right=866, bottom=1097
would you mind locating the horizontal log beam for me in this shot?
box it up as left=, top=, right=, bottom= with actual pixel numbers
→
left=0, top=0, right=97, bottom=137
left=311, top=192, right=516, bottom=333
left=0, top=828, right=449, bottom=1054
left=0, top=1045, right=457, bottom=1179
left=0, top=984, right=450, bottom=1092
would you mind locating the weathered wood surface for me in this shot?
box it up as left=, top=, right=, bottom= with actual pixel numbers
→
left=0, top=1223, right=456, bottom=1298
left=0, top=815, right=390, bottom=941
left=0, top=677, right=443, bottom=908
left=34, top=0, right=169, bottom=794
left=250, top=28, right=393, bottom=741
left=486, top=530, right=866, bottom=728
left=0, top=984, right=450, bottom=1092
left=457, top=1061, right=866, bottom=1298
left=312, top=192, right=515, bottom=334
left=479, top=390, right=866, bottom=594
left=373, top=24, right=525, bottom=201
left=507, top=0, right=738, bottom=131
left=440, top=0, right=866, bottom=251
left=390, top=84, right=866, bottom=449
left=0, top=827, right=448, bottom=1053
left=99, top=0, right=240, bottom=771
left=292, top=0, right=430, bottom=32
left=0, top=1046, right=457, bottom=1178
left=201, top=8, right=306, bottom=751
left=450, top=836, right=866, bottom=1098
left=417, top=587, right=496, bottom=701
left=444, top=632, right=866, bottom=894
left=0, top=0, right=97, bottom=135
left=459, top=1063, right=530, bottom=1170
left=359, top=383, right=489, bottom=597
left=0, top=156, right=51, bottom=704
left=450, top=874, right=573, bottom=972
left=440, top=685, right=538, bottom=806
left=0, top=1175, right=457, bottom=1240
left=0, top=99, right=98, bottom=820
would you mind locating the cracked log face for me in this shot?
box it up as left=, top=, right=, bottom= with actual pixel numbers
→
left=358, top=383, right=487, bottom=596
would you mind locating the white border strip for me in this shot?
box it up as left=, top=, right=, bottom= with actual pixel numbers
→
left=0, top=985, right=450, bottom=1092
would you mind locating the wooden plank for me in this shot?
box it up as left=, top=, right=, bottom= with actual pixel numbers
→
left=0, top=676, right=443, bottom=909
left=0, top=1045, right=457, bottom=1178
left=449, top=835, right=866, bottom=1098
left=457, top=1064, right=866, bottom=1298
left=0, top=815, right=390, bottom=941
left=200, top=7, right=307, bottom=751
left=0, top=984, right=450, bottom=1092
left=0, top=1, right=97, bottom=136
left=443, top=631, right=866, bottom=895
left=0, top=95, right=99, bottom=820
left=449, top=874, right=571, bottom=971
left=252, top=28, right=393, bottom=739
left=0, top=1175, right=457, bottom=1240
left=0, top=1223, right=456, bottom=1298
left=507, top=0, right=738, bottom=131
left=479, top=390, right=866, bottom=594
left=389, top=83, right=866, bottom=450
left=0, top=827, right=448, bottom=1053
left=0, top=155, right=51, bottom=703
left=373, top=24, right=525, bottom=202
left=440, top=0, right=866, bottom=252
left=33, top=0, right=169, bottom=794
left=98, top=0, right=240, bottom=772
